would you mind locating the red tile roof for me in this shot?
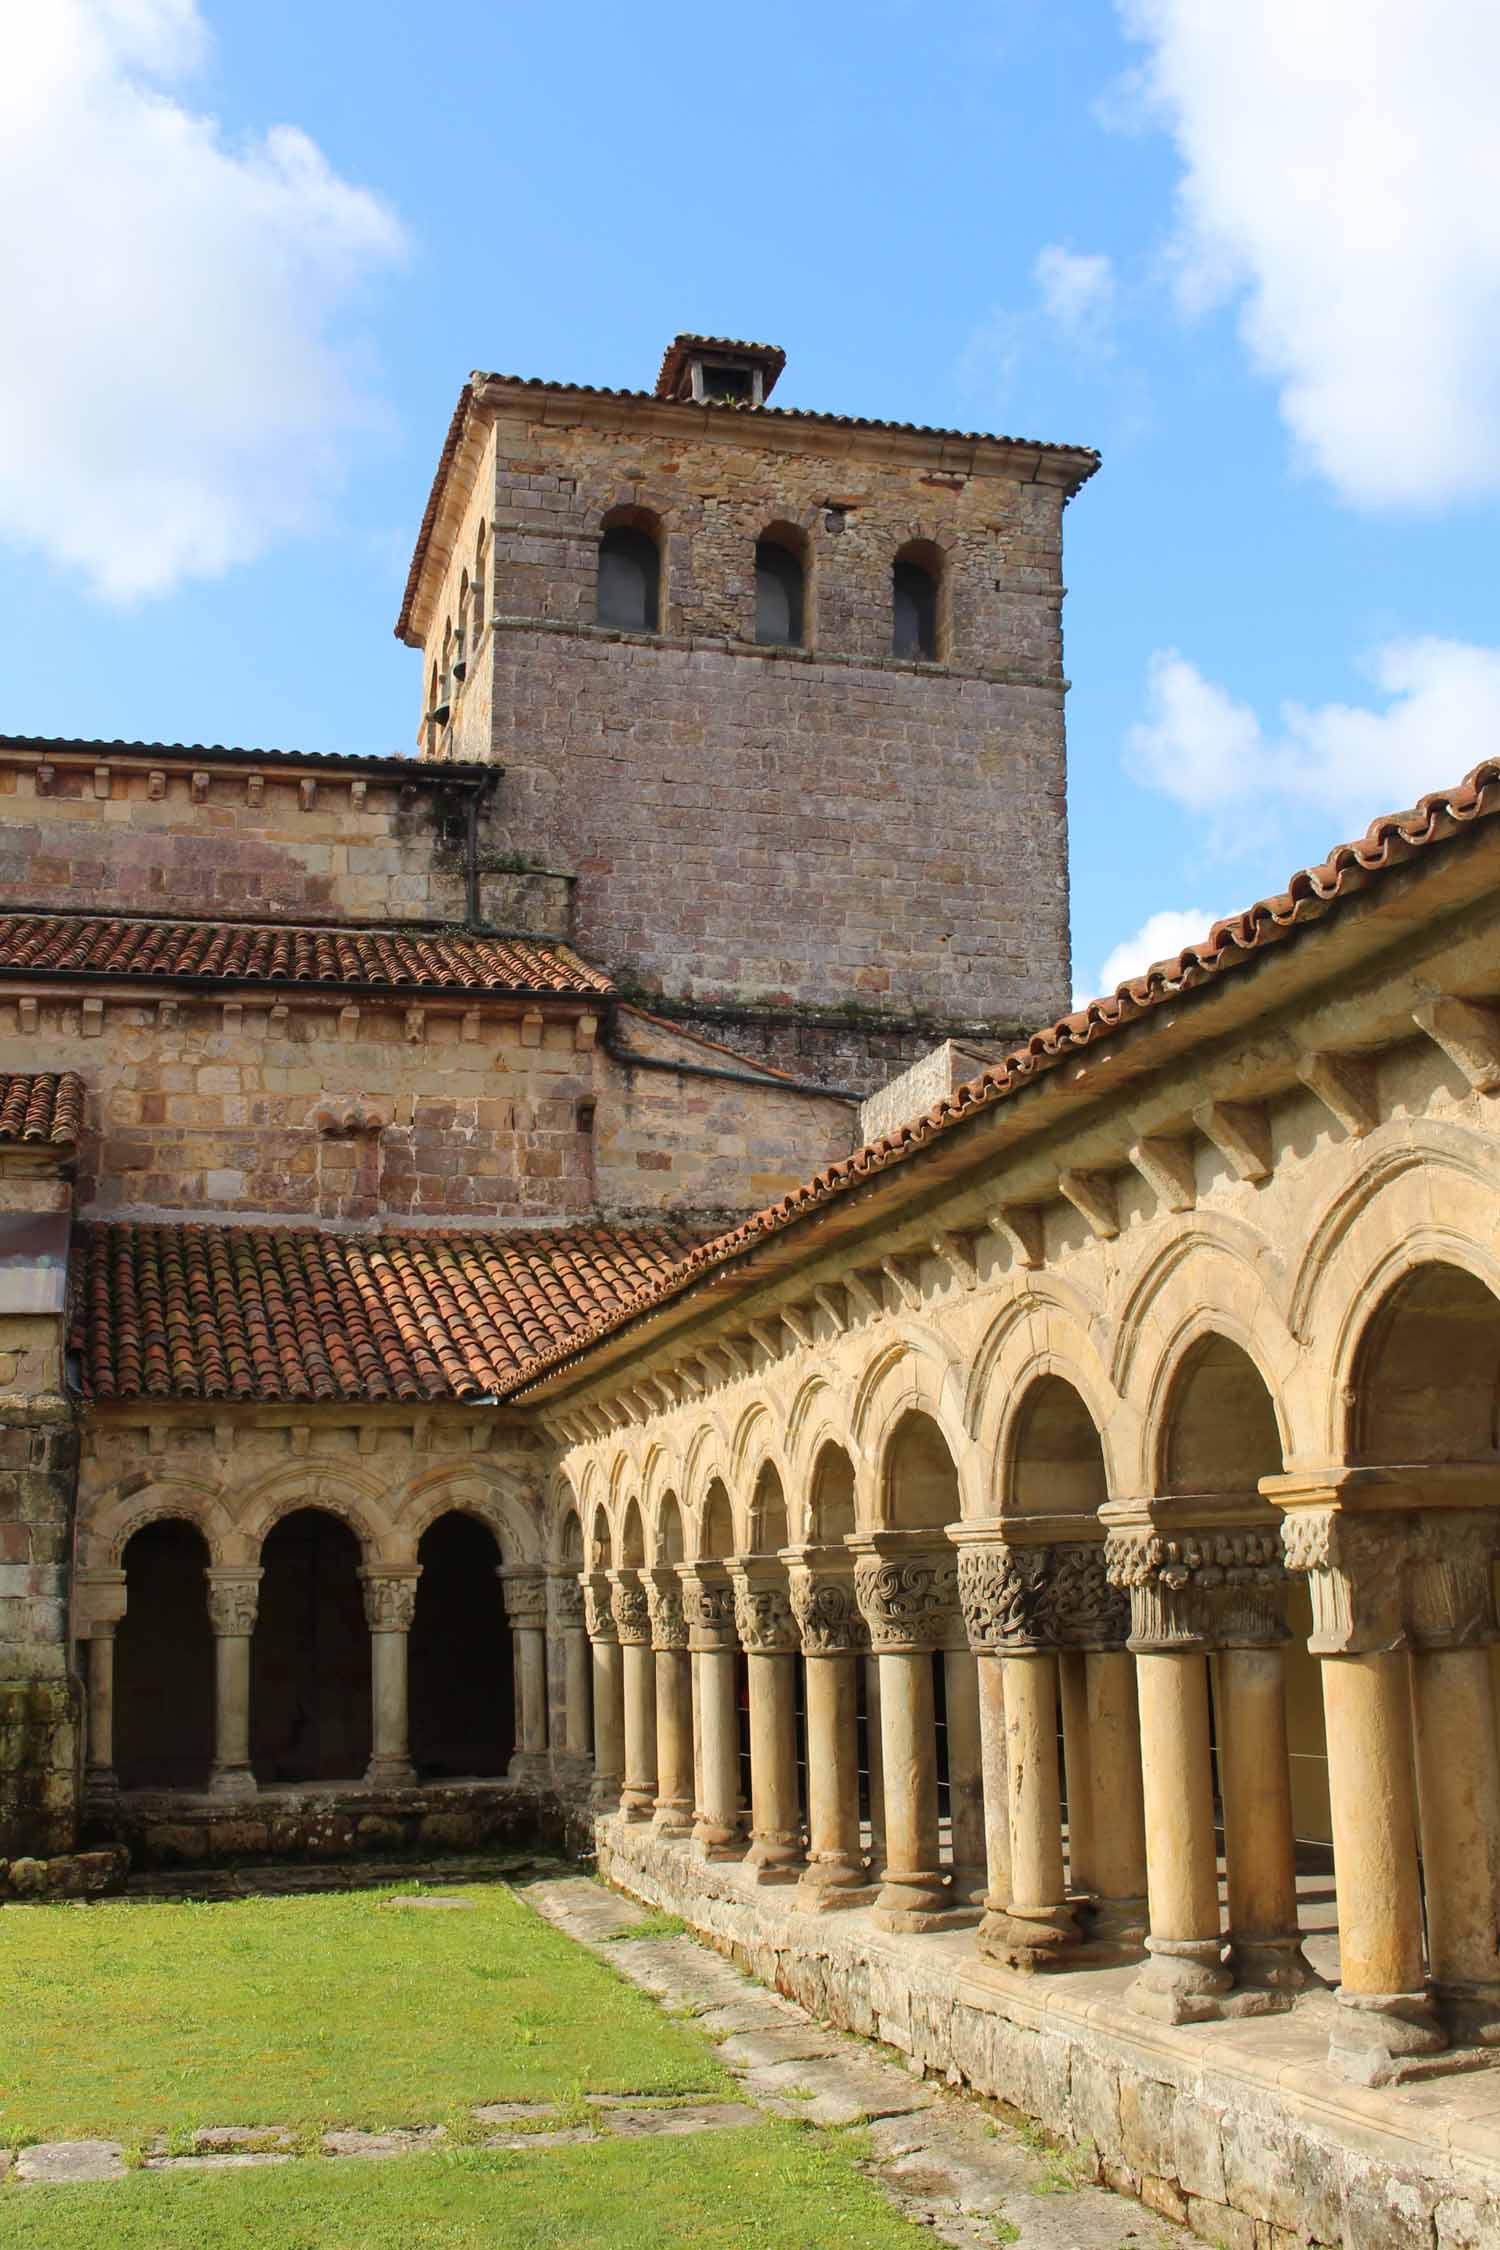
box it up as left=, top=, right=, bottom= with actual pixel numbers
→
left=510, top=757, right=1500, bottom=1393
left=73, top=1221, right=707, bottom=1403
left=0, top=734, right=494, bottom=782
left=0, top=915, right=612, bottom=999
left=654, top=334, right=787, bottom=400
left=0, top=1071, right=84, bottom=1147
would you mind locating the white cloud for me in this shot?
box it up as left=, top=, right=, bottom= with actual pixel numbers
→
left=1115, top=1, right=1500, bottom=507
left=1034, top=246, right=1115, bottom=339
left=1127, top=638, right=1500, bottom=833
left=1090, top=907, right=1213, bottom=1003
left=0, top=1, right=405, bottom=600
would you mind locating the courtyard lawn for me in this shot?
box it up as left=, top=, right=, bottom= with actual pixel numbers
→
left=4, top=2124, right=932, bottom=2249
left=1, top=1880, right=727, bottom=2145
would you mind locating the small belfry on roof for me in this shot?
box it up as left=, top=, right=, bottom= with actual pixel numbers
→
left=653, top=334, right=787, bottom=406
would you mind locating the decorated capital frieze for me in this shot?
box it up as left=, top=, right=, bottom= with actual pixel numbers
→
left=360, top=1566, right=421, bottom=1634
left=956, top=1539, right=1127, bottom=1654
left=1280, top=1505, right=1500, bottom=1656
left=852, top=1546, right=960, bottom=1654
left=500, top=1569, right=549, bottom=1627
left=728, top=1564, right=800, bottom=1655
left=582, top=1572, right=618, bottom=1644
left=645, top=1569, right=689, bottom=1652
left=678, top=1567, right=739, bottom=1652
left=1406, top=1512, right=1500, bottom=1650
left=608, top=1570, right=653, bottom=1647
left=1104, top=1525, right=1286, bottom=1652
left=548, top=1572, right=586, bottom=1629
left=204, top=1568, right=263, bottom=1638
left=789, top=1570, right=869, bottom=1656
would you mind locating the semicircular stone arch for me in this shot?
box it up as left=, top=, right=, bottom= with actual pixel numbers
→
left=235, top=1466, right=395, bottom=1565
left=390, top=1465, right=544, bottom=1570
left=88, top=1481, right=240, bottom=1572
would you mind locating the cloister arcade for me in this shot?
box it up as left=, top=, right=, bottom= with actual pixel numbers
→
left=552, top=1126, right=1500, bottom=2093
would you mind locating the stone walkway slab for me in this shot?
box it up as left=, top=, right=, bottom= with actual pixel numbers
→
left=599, top=2101, right=762, bottom=2137
left=741, top=2052, right=937, bottom=2129
left=14, top=2140, right=127, bottom=2185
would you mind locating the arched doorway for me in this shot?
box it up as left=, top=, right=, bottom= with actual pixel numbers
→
left=251, top=1509, right=369, bottom=1784
left=114, top=1519, right=213, bottom=1790
left=409, top=1512, right=511, bottom=1778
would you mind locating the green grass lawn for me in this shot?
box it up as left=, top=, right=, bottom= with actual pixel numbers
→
left=2, top=1882, right=726, bottom=2143
left=3, top=2124, right=930, bottom=2249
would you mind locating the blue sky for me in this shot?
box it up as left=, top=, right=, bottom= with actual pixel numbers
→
left=3, top=1, right=1497, bottom=1004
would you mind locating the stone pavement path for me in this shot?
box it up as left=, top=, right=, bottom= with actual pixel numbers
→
left=527, top=1876, right=1179, bottom=2250
left=5, top=1869, right=1179, bottom=2247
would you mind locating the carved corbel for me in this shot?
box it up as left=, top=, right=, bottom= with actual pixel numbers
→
left=931, top=1230, right=981, bottom=1289
left=1194, top=1099, right=1272, bottom=1183
left=843, top=1268, right=885, bottom=1322
left=747, top=1319, right=782, bottom=1367
left=1058, top=1169, right=1119, bottom=1241
left=1413, top=997, right=1500, bottom=1094
left=813, top=1285, right=849, bottom=1335
left=1128, top=1137, right=1197, bottom=1213
left=1297, top=1050, right=1380, bottom=1139
left=780, top=1303, right=815, bottom=1351
left=988, top=1205, right=1044, bottom=1270
left=881, top=1255, right=924, bottom=1312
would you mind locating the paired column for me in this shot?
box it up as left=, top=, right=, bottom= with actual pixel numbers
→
left=549, top=1572, right=592, bottom=1764
left=77, top=1569, right=126, bottom=1802
left=729, top=1559, right=803, bottom=1881
left=205, top=1568, right=263, bottom=1802
left=610, top=1569, right=657, bottom=1821
left=679, top=1565, right=744, bottom=1858
left=501, top=1570, right=549, bottom=1781
left=583, top=1574, right=625, bottom=1809
left=360, top=1565, right=420, bottom=1788
left=1279, top=1495, right=1460, bottom=2079
left=645, top=1569, right=694, bottom=1834
left=853, top=1534, right=973, bottom=1931
left=955, top=1533, right=1097, bottom=1968
left=788, top=1547, right=876, bottom=1910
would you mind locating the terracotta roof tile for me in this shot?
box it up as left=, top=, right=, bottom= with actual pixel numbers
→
left=72, top=1221, right=708, bottom=1404
left=0, top=915, right=612, bottom=999
left=0, top=734, right=493, bottom=781
left=510, top=757, right=1500, bottom=1391
left=0, top=1070, right=84, bottom=1146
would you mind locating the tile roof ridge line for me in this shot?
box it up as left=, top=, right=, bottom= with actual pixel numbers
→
left=0, top=733, right=495, bottom=778
left=504, top=751, right=1500, bottom=1400
left=0, top=905, right=577, bottom=941
left=76, top=1213, right=706, bottom=1242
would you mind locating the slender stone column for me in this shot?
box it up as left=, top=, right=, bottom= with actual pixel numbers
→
left=956, top=1534, right=1104, bottom=1967
left=583, top=1574, right=624, bottom=1809
left=609, top=1570, right=656, bottom=1821
left=77, top=1568, right=127, bottom=1802
left=646, top=1569, right=694, bottom=1835
left=789, top=1548, right=875, bottom=1910
left=549, top=1575, right=592, bottom=1760
left=973, top=1646, right=1011, bottom=1924
left=730, top=1559, right=803, bottom=1881
left=1407, top=1513, right=1500, bottom=2045
left=1057, top=1651, right=1095, bottom=1895
left=1084, top=1648, right=1148, bottom=1952
left=1281, top=1501, right=1446, bottom=2081
left=942, top=1646, right=987, bottom=1904
left=500, top=1570, right=549, bottom=1780
left=1105, top=1530, right=1229, bottom=2021
left=205, top=1568, right=262, bottom=1802
left=679, top=1565, right=743, bottom=1857
left=360, top=1566, right=420, bottom=1788
left=854, top=1534, right=973, bottom=1931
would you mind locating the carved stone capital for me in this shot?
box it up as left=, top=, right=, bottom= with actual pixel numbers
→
left=608, top=1571, right=653, bottom=1647
left=729, top=1566, right=800, bottom=1655
left=500, top=1569, right=548, bottom=1626
left=549, top=1573, right=586, bottom=1629
left=678, top=1569, right=739, bottom=1652
left=853, top=1551, right=960, bottom=1653
left=789, top=1571, right=869, bottom=1655
left=583, top=1573, right=618, bottom=1644
left=957, top=1541, right=1127, bottom=1653
left=645, top=1569, right=689, bottom=1652
left=1406, top=1512, right=1499, bottom=1651
left=1279, top=1508, right=1408, bottom=1655
left=204, top=1568, right=262, bottom=1638
left=1105, top=1527, right=1286, bottom=1652
left=360, top=1567, right=420, bottom=1634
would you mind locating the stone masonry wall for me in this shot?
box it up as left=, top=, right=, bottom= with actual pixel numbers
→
left=423, top=402, right=1077, bottom=1078
left=0, top=991, right=851, bottom=1226
left=0, top=1313, right=80, bottom=1857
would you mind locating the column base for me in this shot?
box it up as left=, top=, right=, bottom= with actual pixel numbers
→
left=692, top=1816, right=746, bottom=1860
left=745, top=1831, right=805, bottom=1884
left=364, top=1756, right=417, bottom=1789
left=796, top=1857, right=879, bottom=1913
left=950, top=1862, right=989, bottom=1910
left=1127, top=1935, right=1233, bottom=2024
left=651, top=1799, right=695, bottom=1837
left=873, top=1870, right=980, bottom=1932
left=207, top=1765, right=258, bottom=1804
left=619, top=1787, right=657, bottom=1822
left=83, top=1767, right=119, bottom=1805
left=1231, top=1932, right=1323, bottom=2008
left=1079, top=1894, right=1148, bottom=1962
left=1329, top=1988, right=1448, bottom=2085
left=1435, top=1983, right=1500, bottom=2050
left=508, top=1751, right=550, bottom=1785
left=589, top=1773, right=623, bottom=1813
left=977, top=1899, right=1082, bottom=1971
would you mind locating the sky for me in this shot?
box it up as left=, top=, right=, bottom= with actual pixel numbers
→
left=2, top=0, right=1497, bottom=1006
